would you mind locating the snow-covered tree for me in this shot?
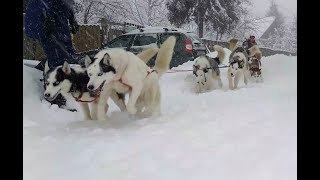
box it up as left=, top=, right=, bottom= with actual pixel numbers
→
left=74, top=0, right=126, bottom=24
left=166, top=0, right=195, bottom=28
left=265, top=0, right=285, bottom=36
left=125, top=0, right=170, bottom=27
left=166, top=0, right=250, bottom=38
left=224, top=16, right=262, bottom=41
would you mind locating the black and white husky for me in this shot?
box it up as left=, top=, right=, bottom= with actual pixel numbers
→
left=43, top=47, right=159, bottom=120
left=43, top=61, right=126, bottom=120
left=193, top=45, right=225, bottom=93
left=227, top=46, right=249, bottom=90
left=247, top=45, right=263, bottom=82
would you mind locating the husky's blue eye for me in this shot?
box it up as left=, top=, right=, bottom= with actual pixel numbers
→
left=98, top=73, right=103, bottom=76
left=53, top=81, right=60, bottom=86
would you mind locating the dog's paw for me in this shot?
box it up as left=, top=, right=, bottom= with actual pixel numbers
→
left=83, top=117, right=92, bottom=121
left=127, top=106, right=137, bottom=115
left=120, top=108, right=127, bottom=112
left=260, top=77, right=264, bottom=83
left=90, top=114, right=98, bottom=120
left=96, top=112, right=107, bottom=121
left=91, top=114, right=98, bottom=120
left=97, top=115, right=107, bottom=121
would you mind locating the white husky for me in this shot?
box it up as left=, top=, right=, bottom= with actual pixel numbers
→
left=227, top=46, right=249, bottom=90
left=85, top=36, right=176, bottom=120
left=193, top=45, right=225, bottom=93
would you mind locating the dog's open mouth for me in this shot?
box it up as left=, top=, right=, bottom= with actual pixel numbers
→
left=90, top=81, right=106, bottom=96
left=45, top=89, right=61, bottom=101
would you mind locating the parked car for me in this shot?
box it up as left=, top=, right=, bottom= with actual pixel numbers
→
left=103, top=27, right=209, bottom=68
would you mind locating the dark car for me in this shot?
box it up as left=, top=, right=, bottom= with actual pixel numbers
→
left=103, top=27, right=208, bottom=68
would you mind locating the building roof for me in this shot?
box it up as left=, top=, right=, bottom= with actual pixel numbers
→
left=248, top=16, right=276, bottom=39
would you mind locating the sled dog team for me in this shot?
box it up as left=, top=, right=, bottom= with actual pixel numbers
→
left=44, top=36, right=263, bottom=120
left=193, top=39, right=263, bottom=93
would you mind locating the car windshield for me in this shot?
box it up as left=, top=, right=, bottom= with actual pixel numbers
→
left=107, top=35, right=133, bottom=48
left=187, top=33, right=202, bottom=43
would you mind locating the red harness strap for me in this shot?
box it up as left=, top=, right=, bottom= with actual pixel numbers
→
left=118, top=78, right=132, bottom=90
left=118, top=70, right=156, bottom=90
left=72, top=91, right=100, bottom=103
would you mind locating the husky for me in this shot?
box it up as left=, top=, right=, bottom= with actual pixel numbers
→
left=247, top=45, right=263, bottom=82
left=43, top=61, right=126, bottom=120
left=227, top=46, right=249, bottom=90
left=248, top=45, right=262, bottom=61
left=193, top=45, right=225, bottom=93
left=248, top=56, right=263, bottom=82
left=85, top=36, right=176, bottom=120
left=43, top=47, right=159, bottom=120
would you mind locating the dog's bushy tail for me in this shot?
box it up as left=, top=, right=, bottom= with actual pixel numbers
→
left=137, top=47, right=159, bottom=63
left=213, top=45, right=225, bottom=65
left=153, top=36, right=176, bottom=77
left=228, top=38, right=238, bottom=52
left=248, top=45, right=262, bottom=60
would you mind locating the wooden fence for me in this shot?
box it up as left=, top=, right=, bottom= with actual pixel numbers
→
left=71, top=24, right=102, bottom=53
left=23, top=25, right=104, bottom=60
left=23, top=18, right=143, bottom=60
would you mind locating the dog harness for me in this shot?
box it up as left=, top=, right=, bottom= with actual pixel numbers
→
left=71, top=87, right=100, bottom=103
left=193, top=65, right=208, bottom=85
left=229, top=56, right=244, bottom=69
left=193, top=64, right=211, bottom=76
left=118, top=69, right=157, bottom=90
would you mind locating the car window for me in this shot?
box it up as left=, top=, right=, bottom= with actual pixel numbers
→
left=159, top=33, right=182, bottom=44
left=132, top=34, right=158, bottom=48
left=107, top=35, right=133, bottom=48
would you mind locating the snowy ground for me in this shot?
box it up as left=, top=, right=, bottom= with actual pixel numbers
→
left=23, top=52, right=296, bottom=180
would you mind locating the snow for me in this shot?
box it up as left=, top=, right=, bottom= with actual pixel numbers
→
left=23, top=52, right=296, bottom=180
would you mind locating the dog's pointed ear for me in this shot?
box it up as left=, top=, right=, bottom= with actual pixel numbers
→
left=44, top=60, right=50, bottom=74
left=62, top=61, right=71, bottom=75
left=84, top=55, right=92, bottom=68
left=103, top=53, right=111, bottom=65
